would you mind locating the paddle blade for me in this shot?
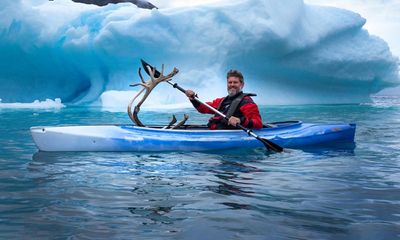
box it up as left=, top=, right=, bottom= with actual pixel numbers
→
left=140, top=59, right=161, bottom=78
left=258, top=137, right=283, bottom=152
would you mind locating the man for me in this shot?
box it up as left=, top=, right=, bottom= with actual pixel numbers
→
left=185, top=70, right=263, bottom=130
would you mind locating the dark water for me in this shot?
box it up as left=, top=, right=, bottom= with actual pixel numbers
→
left=1, top=98, right=399, bottom=239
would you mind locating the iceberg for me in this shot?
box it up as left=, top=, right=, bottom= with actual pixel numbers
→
left=0, top=98, right=65, bottom=109
left=0, top=0, right=398, bottom=106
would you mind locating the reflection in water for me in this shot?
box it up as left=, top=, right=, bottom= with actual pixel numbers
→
left=300, top=142, right=356, bottom=155
left=32, top=151, right=66, bottom=163
left=202, top=152, right=359, bottom=236
left=26, top=143, right=392, bottom=239
left=128, top=206, right=175, bottom=225
left=207, top=161, right=262, bottom=197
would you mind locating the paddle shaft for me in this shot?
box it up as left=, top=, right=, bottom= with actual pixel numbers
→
left=166, top=80, right=283, bottom=152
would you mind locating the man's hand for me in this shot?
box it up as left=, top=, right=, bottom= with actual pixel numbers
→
left=228, top=116, right=241, bottom=127
left=185, top=90, right=196, bottom=100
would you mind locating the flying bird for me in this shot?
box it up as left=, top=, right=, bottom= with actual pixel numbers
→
left=49, top=0, right=158, bottom=9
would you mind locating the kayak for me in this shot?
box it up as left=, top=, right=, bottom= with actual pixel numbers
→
left=30, top=121, right=356, bottom=152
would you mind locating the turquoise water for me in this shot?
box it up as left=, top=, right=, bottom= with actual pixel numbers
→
left=1, top=98, right=399, bottom=239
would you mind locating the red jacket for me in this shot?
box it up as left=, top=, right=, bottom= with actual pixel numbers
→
left=191, top=93, right=263, bottom=129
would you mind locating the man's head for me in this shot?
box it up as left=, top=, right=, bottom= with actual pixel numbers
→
left=226, top=69, right=244, bottom=96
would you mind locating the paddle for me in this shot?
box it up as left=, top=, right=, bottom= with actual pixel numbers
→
left=140, top=59, right=284, bottom=152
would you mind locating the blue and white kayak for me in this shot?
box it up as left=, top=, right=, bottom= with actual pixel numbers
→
left=30, top=121, right=356, bottom=152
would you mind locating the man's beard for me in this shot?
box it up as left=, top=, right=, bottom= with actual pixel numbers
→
left=228, top=87, right=241, bottom=97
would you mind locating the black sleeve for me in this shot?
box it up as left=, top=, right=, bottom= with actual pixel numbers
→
left=190, top=99, right=200, bottom=108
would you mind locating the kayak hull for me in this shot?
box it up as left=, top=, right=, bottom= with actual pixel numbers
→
left=30, top=121, right=356, bottom=152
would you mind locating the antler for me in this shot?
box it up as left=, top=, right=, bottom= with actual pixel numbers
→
left=172, top=114, right=189, bottom=129
left=128, top=64, right=179, bottom=127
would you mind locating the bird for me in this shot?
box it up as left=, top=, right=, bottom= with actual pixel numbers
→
left=49, top=0, right=158, bottom=9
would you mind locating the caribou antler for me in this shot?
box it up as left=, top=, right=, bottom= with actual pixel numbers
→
left=172, top=114, right=189, bottom=129
left=162, top=115, right=177, bottom=129
left=128, top=64, right=179, bottom=126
